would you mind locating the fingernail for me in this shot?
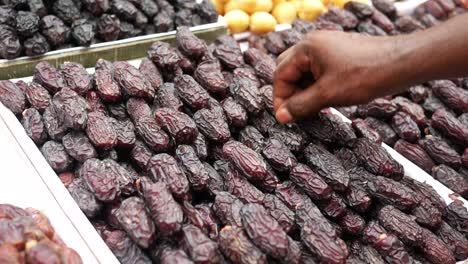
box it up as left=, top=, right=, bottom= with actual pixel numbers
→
left=276, top=107, right=293, bottom=124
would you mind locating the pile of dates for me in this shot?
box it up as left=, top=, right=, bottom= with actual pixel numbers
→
left=0, top=0, right=217, bottom=59
left=251, top=0, right=468, bottom=200
left=1, top=22, right=468, bottom=263
left=0, top=203, right=83, bottom=263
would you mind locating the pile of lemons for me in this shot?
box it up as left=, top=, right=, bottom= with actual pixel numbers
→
left=214, top=0, right=366, bottom=34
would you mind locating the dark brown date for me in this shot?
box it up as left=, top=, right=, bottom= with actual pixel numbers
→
left=86, top=111, right=118, bottom=150
left=175, top=145, right=210, bottom=191
left=352, top=118, right=382, bottom=144
left=140, top=178, right=183, bottom=236
left=317, top=193, right=347, bottom=219
left=275, top=181, right=313, bottom=211
left=402, top=177, right=446, bottom=213
left=349, top=138, right=404, bottom=180
left=213, top=191, right=244, bottom=227
left=174, top=74, right=210, bottom=110
left=241, top=203, right=290, bottom=260
left=102, top=229, right=152, bottom=264
left=262, top=194, right=295, bottom=233
left=371, top=9, right=395, bottom=33
left=115, top=196, right=156, bottom=249
left=431, top=79, right=468, bottom=114
left=139, top=58, right=163, bottom=91
left=61, top=62, right=92, bottom=94
left=22, top=108, right=47, bottom=145
left=33, top=61, right=66, bottom=93
left=130, top=140, right=153, bottom=170
left=419, top=135, right=461, bottom=169
left=25, top=82, right=51, bottom=113
left=223, top=140, right=268, bottom=181
left=220, top=97, right=248, bottom=128
left=304, top=143, right=349, bottom=191
left=62, top=131, right=97, bottom=162
left=344, top=1, right=374, bottom=19
left=192, top=133, right=208, bottom=161
left=301, top=109, right=356, bottom=147
left=110, top=118, right=136, bottom=148
left=218, top=225, right=268, bottom=264
left=409, top=85, right=431, bottom=103
left=338, top=210, right=365, bottom=236
left=181, top=224, right=223, bottom=264
left=214, top=44, right=244, bottom=70
left=432, top=165, right=468, bottom=197
left=134, top=116, right=172, bottom=153
left=193, top=108, right=231, bottom=143
left=364, top=117, right=399, bottom=146
left=238, top=126, right=265, bottom=153
left=67, top=178, right=102, bottom=218
left=147, top=41, right=181, bottom=71
left=367, top=176, right=419, bottom=211
left=420, top=228, right=456, bottom=264
left=80, top=158, right=119, bottom=202
left=334, top=147, right=360, bottom=171
left=394, top=139, right=435, bottom=173
left=94, top=69, right=121, bottom=103
left=229, top=77, right=264, bottom=115
left=154, top=82, right=183, bottom=111
left=264, top=31, right=286, bottom=55
left=357, top=98, right=397, bottom=119
left=344, top=182, right=373, bottom=213
left=349, top=240, right=385, bottom=264
left=194, top=60, right=227, bottom=95
left=155, top=107, right=198, bottom=144
left=233, top=67, right=261, bottom=89
left=391, top=111, right=421, bottom=143
left=436, top=221, right=468, bottom=260
left=362, top=221, right=414, bottom=263
left=289, top=163, right=332, bottom=201
left=431, top=108, right=468, bottom=146
left=114, top=61, right=155, bottom=100
left=223, top=165, right=265, bottom=204
left=146, top=153, right=190, bottom=200
left=251, top=111, right=277, bottom=136
left=378, top=205, right=424, bottom=246
left=52, top=87, right=89, bottom=130
left=444, top=202, right=468, bottom=237
left=176, top=26, right=206, bottom=60
left=392, top=96, right=427, bottom=128
left=41, top=140, right=72, bottom=173
left=261, top=138, right=297, bottom=172
left=318, top=6, right=358, bottom=29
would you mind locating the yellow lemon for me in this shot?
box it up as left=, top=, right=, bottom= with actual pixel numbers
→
left=211, top=0, right=224, bottom=15
left=297, top=0, right=325, bottom=21
left=272, top=2, right=297, bottom=24
left=254, top=0, right=273, bottom=12
left=224, top=10, right=250, bottom=33
left=273, top=0, right=287, bottom=6
left=250, top=11, right=277, bottom=34
left=224, top=0, right=240, bottom=12
left=236, top=0, right=258, bottom=14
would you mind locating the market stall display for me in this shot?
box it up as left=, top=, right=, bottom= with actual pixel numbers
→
left=0, top=204, right=83, bottom=263
left=0, top=18, right=467, bottom=263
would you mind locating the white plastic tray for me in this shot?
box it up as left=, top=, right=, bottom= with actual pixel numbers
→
left=0, top=111, right=118, bottom=264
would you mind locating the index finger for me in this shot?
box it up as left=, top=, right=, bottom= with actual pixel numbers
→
left=273, top=44, right=312, bottom=110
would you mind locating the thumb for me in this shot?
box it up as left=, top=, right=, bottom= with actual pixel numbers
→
left=275, top=81, right=326, bottom=123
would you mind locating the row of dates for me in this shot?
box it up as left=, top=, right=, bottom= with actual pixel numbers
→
left=249, top=0, right=468, bottom=200
left=0, top=0, right=218, bottom=59
left=0, top=13, right=467, bottom=264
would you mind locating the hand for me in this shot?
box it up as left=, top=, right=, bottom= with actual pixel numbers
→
left=273, top=30, right=403, bottom=123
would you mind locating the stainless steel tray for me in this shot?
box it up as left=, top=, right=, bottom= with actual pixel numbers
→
left=0, top=17, right=227, bottom=80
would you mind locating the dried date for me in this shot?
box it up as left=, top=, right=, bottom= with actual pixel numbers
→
left=86, top=111, right=118, bottom=150
left=213, top=191, right=243, bottom=227
left=394, top=139, right=435, bottom=173
left=241, top=203, right=290, bottom=260
left=193, top=108, right=231, bottom=144
left=154, top=82, right=183, bottom=111
left=175, top=145, right=210, bottom=191
left=102, top=229, right=152, bottom=264
left=33, top=61, right=66, bottom=93
left=419, top=135, right=461, bottom=169
left=60, top=62, right=92, bottom=95
left=444, top=202, right=468, bottom=237
left=25, top=82, right=51, bottom=113
left=349, top=240, right=385, bottom=264
left=229, top=77, right=264, bottom=115
left=431, top=108, right=468, bottom=146
left=223, top=164, right=265, bottom=204
left=378, top=205, right=423, bottom=246
left=223, top=140, right=268, bottom=181
left=134, top=116, right=172, bottom=153
left=181, top=224, right=222, bottom=263
left=304, top=143, right=349, bottom=191
left=436, top=221, right=468, bottom=260
left=238, top=126, right=265, bottom=153
left=233, top=67, right=261, bottom=89
left=289, top=163, right=332, bottom=201
left=140, top=178, right=183, bottom=236
left=431, top=80, right=468, bottom=114
left=114, top=61, right=155, bottom=100
left=116, top=196, right=156, bottom=249
left=155, top=107, right=198, bottom=144
left=94, top=69, right=121, bottom=103
left=357, top=98, right=397, bottom=119
left=80, top=158, right=119, bottom=202
left=41, top=140, right=72, bottom=173
left=22, top=108, right=47, bottom=145
left=420, top=228, right=456, bottom=264
left=52, top=87, right=89, bottom=130
left=139, top=58, right=163, bottom=91
left=214, top=44, right=244, bottom=70
left=220, top=97, right=248, bottom=128
left=349, top=138, right=404, bottom=180
left=351, top=118, right=382, bottom=144
left=147, top=153, right=190, bottom=201
left=432, top=165, right=468, bottom=197
left=262, top=194, right=295, bottom=233
left=174, top=74, right=210, bottom=110
left=194, top=60, right=227, bottom=95
left=62, top=131, right=97, bottom=162
left=412, top=202, right=442, bottom=230
left=391, top=111, right=421, bottom=143
left=364, top=117, right=399, bottom=146
left=218, top=225, right=268, bottom=264
left=367, top=176, right=418, bottom=211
